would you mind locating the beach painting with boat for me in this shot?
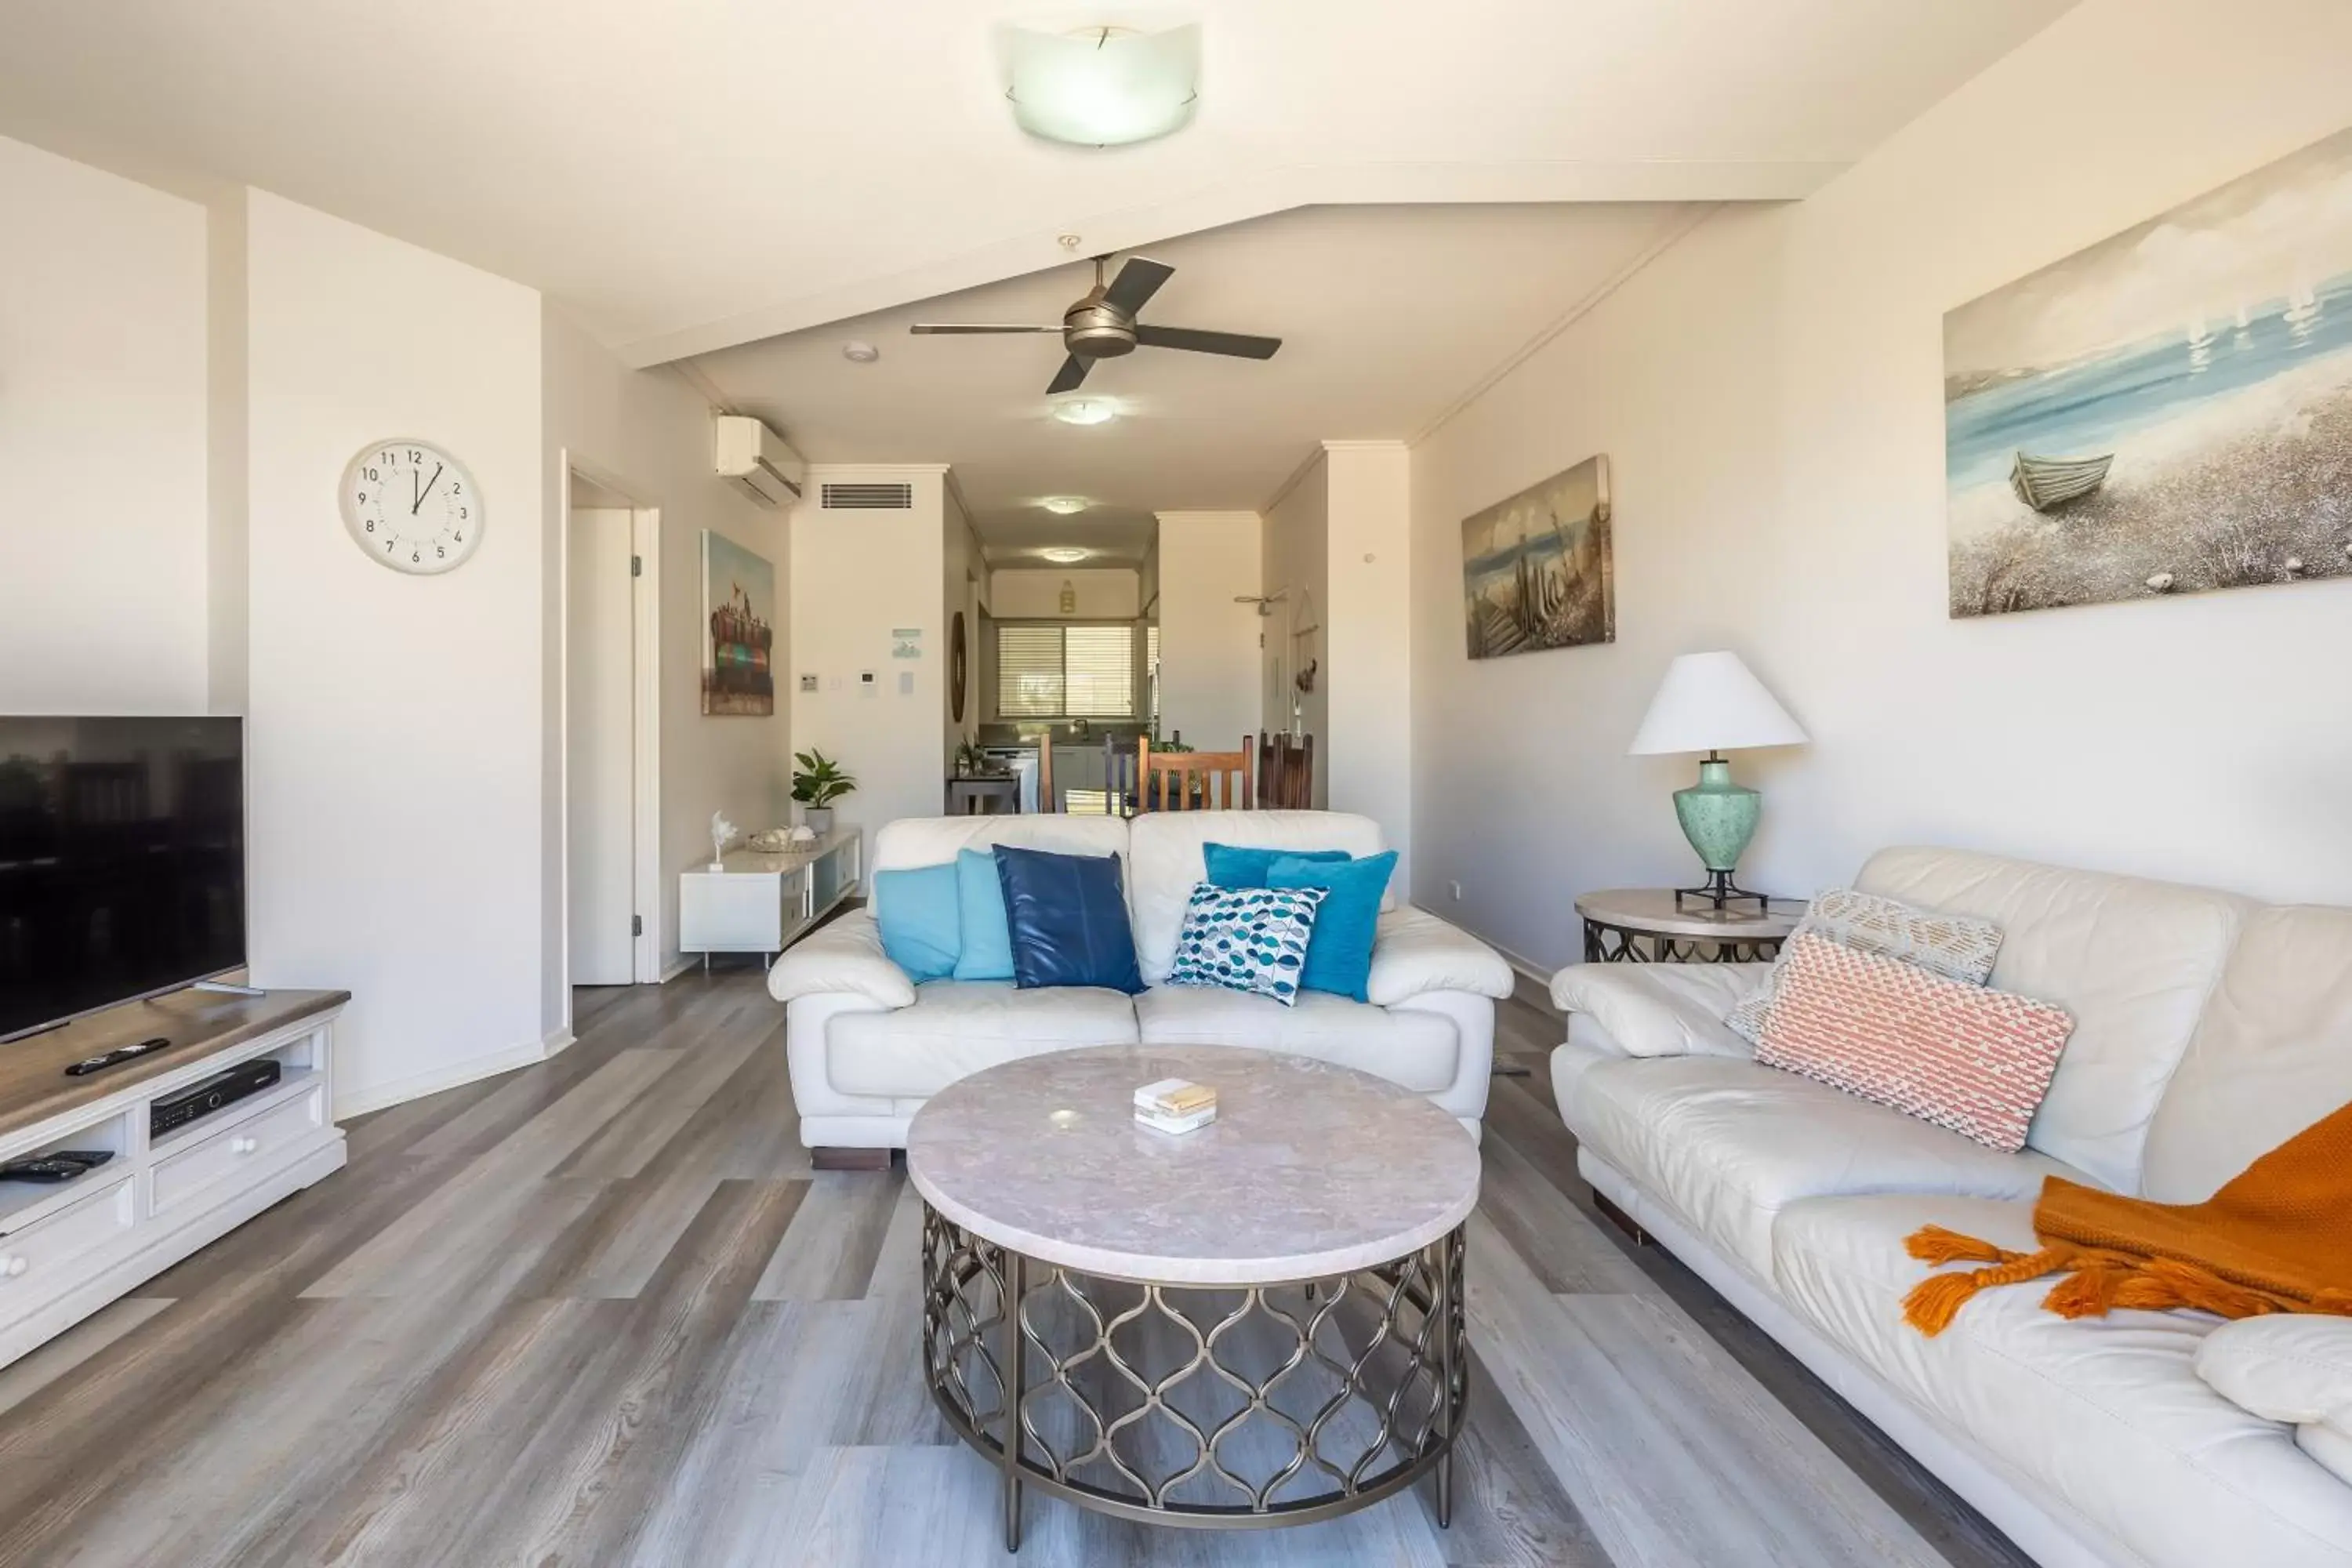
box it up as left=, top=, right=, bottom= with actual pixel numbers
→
left=1462, top=454, right=1613, bottom=659
left=1946, top=126, right=2352, bottom=617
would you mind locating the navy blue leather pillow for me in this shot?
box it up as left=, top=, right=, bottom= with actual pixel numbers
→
left=993, top=845, right=1145, bottom=994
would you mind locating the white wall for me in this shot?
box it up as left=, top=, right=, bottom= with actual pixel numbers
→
left=1155, top=511, right=1263, bottom=752
left=1324, top=441, right=1414, bottom=865
left=989, top=568, right=1141, bottom=619
left=791, top=467, right=948, bottom=831
left=541, top=305, right=789, bottom=996
left=244, top=189, right=547, bottom=1111
left=0, top=133, right=210, bottom=714
left=1409, top=0, right=2352, bottom=974
left=1261, top=455, right=1330, bottom=774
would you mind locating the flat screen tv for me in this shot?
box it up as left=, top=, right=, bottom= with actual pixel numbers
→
left=0, top=717, right=245, bottom=1041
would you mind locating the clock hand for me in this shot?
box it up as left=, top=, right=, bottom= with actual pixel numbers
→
left=412, top=462, right=444, bottom=515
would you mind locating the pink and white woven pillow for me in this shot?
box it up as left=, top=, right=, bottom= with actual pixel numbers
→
left=1756, top=932, right=2074, bottom=1152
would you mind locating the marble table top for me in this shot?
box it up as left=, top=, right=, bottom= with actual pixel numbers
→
left=1574, top=887, right=1802, bottom=939
left=906, top=1045, right=1481, bottom=1286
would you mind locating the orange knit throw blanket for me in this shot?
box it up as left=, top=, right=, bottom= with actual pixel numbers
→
left=1903, top=1099, right=2352, bottom=1336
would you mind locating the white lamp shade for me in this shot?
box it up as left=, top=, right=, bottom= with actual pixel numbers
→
left=1004, top=25, right=1200, bottom=148
left=1628, top=651, right=1807, bottom=756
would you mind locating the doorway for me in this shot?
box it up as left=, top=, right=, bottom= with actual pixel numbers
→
left=562, top=461, right=660, bottom=998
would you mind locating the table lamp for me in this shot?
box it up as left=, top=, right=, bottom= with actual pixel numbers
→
left=1628, top=651, right=1807, bottom=910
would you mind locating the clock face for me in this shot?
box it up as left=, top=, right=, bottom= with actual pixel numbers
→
left=339, top=440, right=484, bottom=574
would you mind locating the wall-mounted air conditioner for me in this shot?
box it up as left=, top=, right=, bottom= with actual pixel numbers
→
left=713, top=415, right=805, bottom=508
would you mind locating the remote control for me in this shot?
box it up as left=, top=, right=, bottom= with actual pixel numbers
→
left=0, top=1156, right=96, bottom=1184
left=64, top=1037, right=172, bottom=1078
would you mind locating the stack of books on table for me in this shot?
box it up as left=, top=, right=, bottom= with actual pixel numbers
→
left=1133, top=1079, right=1218, bottom=1135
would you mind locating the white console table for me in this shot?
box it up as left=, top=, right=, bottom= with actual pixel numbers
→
left=679, top=829, right=862, bottom=969
left=0, top=986, right=347, bottom=1369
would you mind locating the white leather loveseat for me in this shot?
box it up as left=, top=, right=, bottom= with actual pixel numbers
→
left=770, top=810, right=1513, bottom=1158
left=1549, top=846, right=2352, bottom=1568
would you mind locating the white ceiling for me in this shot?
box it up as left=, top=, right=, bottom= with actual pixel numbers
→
left=0, top=0, right=2075, bottom=366
left=691, top=202, right=1696, bottom=566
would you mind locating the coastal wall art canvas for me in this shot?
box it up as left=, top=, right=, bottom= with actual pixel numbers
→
left=1946, top=127, right=2352, bottom=618
left=1462, top=454, right=1614, bottom=659
left=700, top=530, right=775, bottom=716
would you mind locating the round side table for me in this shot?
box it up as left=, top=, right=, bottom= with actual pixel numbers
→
left=1576, top=887, right=1800, bottom=964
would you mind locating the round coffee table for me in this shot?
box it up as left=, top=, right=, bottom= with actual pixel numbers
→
left=906, top=1044, right=1479, bottom=1549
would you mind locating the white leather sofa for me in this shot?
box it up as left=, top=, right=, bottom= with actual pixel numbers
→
left=1549, top=846, right=2352, bottom=1568
left=770, top=810, right=1514, bottom=1157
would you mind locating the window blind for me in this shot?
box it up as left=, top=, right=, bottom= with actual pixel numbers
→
left=995, top=623, right=1136, bottom=718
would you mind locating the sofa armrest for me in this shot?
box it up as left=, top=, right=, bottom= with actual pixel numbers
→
left=1366, top=907, right=1514, bottom=1006
left=2196, top=1317, right=2352, bottom=1486
left=766, top=909, right=916, bottom=1009
left=1546, top=962, right=1770, bottom=1059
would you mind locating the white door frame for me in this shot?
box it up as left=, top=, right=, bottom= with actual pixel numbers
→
left=557, top=451, right=662, bottom=1014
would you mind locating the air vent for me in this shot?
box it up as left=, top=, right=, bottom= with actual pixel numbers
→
left=820, top=482, right=915, bottom=510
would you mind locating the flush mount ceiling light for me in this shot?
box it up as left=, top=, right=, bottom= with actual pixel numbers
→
left=1040, top=547, right=1091, bottom=564
left=840, top=340, right=880, bottom=363
left=1051, top=397, right=1116, bottom=426
left=1040, top=496, right=1088, bottom=515
left=1003, top=24, right=1200, bottom=148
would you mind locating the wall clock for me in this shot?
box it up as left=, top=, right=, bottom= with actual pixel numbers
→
left=339, top=439, right=484, bottom=574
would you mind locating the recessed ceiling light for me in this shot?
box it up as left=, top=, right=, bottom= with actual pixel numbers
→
left=1040, top=496, right=1087, bottom=515
left=840, top=340, right=880, bottom=363
left=1041, top=547, right=1090, bottom=564
left=1004, top=25, right=1200, bottom=148
left=1051, top=398, right=1116, bottom=426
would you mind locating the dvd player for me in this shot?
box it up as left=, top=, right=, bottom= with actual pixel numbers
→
left=151, top=1058, right=283, bottom=1138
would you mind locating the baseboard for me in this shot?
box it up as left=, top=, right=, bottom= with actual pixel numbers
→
left=334, top=1025, right=569, bottom=1120
left=658, top=955, right=696, bottom=983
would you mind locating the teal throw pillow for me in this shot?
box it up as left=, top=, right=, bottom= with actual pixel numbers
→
left=953, top=848, right=1014, bottom=982
left=1167, top=884, right=1327, bottom=1006
left=1266, top=851, right=1398, bottom=1002
left=873, top=862, right=960, bottom=982
left=1202, top=842, right=1349, bottom=890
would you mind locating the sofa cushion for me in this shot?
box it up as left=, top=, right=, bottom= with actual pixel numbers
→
left=873, top=862, right=960, bottom=981
left=1757, top=932, right=2074, bottom=1153
left=1726, top=886, right=2003, bottom=1044
left=996, top=844, right=1145, bottom=994
left=1202, top=841, right=1348, bottom=888
left=2197, top=1317, right=2352, bottom=1486
left=1550, top=962, right=1769, bottom=1059
left=1127, top=811, right=1389, bottom=984
left=874, top=814, right=1131, bottom=880
left=827, top=980, right=1139, bottom=1098
left=1165, top=884, right=1325, bottom=1004
left=1854, top=846, right=2249, bottom=1196
left=1771, top=1192, right=2352, bottom=1568
left=1568, top=1055, right=2089, bottom=1278
left=952, top=848, right=1015, bottom=982
left=1134, top=984, right=1458, bottom=1094
left=2143, top=903, right=2352, bottom=1203
left=1269, top=851, right=1397, bottom=1001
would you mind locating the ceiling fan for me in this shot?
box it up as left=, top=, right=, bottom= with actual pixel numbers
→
left=909, top=255, right=1281, bottom=394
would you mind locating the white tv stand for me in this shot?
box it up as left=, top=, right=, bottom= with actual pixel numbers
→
left=0, top=986, right=347, bottom=1368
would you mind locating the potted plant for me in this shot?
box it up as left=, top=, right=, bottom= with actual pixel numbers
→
left=793, top=749, right=856, bottom=833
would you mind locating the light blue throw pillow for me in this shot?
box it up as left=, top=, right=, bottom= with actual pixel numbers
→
left=953, top=848, right=1014, bottom=982
left=1267, top=851, right=1398, bottom=1002
left=873, top=862, right=960, bottom=982
left=1166, top=884, right=1327, bottom=1005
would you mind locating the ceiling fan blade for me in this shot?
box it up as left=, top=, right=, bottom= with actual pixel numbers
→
left=1134, top=325, right=1282, bottom=360
left=1101, top=257, right=1175, bottom=316
left=1047, top=354, right=1092, bottom=394
left=909, top=323, right=1062, bottom=335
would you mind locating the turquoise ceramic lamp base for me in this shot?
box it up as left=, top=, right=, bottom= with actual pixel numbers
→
left=1672, top=754, right=1767, bottom=911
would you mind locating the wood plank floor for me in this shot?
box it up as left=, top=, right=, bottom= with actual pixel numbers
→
left=0, top=971, right=2034, bottom=1567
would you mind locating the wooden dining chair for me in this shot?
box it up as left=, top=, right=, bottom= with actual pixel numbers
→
left=1136, top=735, right=1254, bottom=811
left=1031, top=741, right=1056, bottom=813
left=1103, top=735, right=1139, bottom=818
left=1255, top=731, right=1314, bottom=808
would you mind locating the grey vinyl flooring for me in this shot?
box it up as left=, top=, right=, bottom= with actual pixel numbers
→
left=0, top=971, right=2034, bottom=1567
